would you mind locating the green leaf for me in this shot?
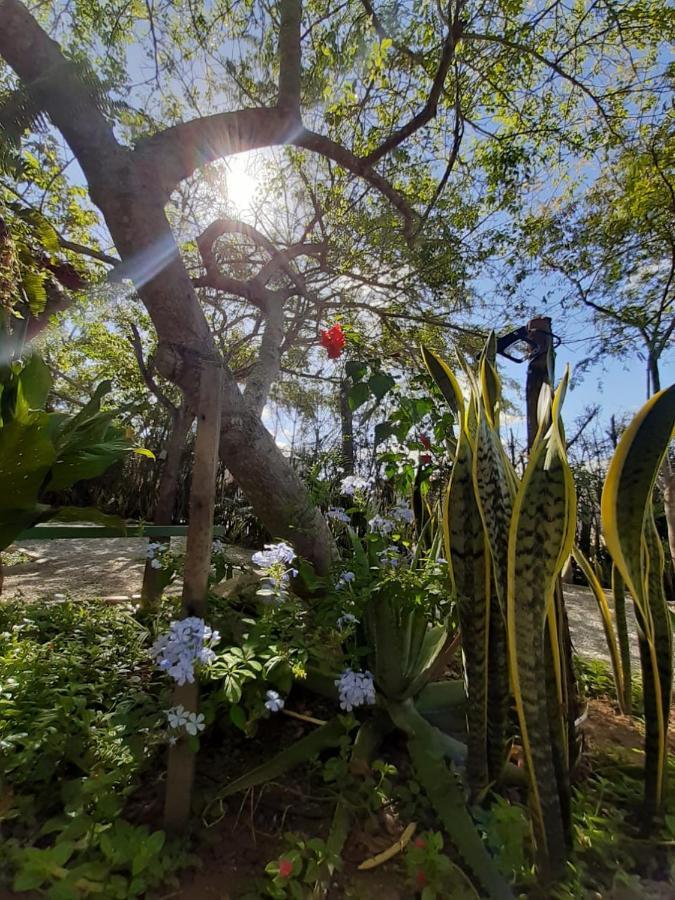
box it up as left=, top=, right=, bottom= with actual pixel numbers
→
left=229, top=704, right=247, bottom=731
left=374, top=421, right=395, bottom=448
left=212, top=718, right=346, bottom=800
left=19, top=353, right=52, bottom=410
left=368, top=372, right=395, bottom=402
left=348, top=381, right=369, bottom=411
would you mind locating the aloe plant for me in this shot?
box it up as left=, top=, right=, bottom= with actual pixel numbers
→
left=600, top=383, right=675, bottom=826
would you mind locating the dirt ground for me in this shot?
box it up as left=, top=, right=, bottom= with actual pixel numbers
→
left=2, top=537, right=639, bottom=665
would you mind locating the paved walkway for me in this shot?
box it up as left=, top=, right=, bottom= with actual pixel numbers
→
left=3, top=539, right=640, bottom=665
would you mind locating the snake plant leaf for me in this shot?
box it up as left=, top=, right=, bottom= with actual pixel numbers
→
left=473, top=403, right=516, bottom=611
left=506, top=375, right=576, bottom=878
left=600, top=384, right=675, bottom=821
left=600, top=383, right=675, bottom=608
left=405, top=623, right=450, bottom=698
left=572, top=545, right=626, bottom=713
left=421, top=346, right=464, bottom=419
left=479, top=333, right=501, bottom=428
left=640, top=510, right=673, bottom=821
left=364, top=594, right=406, bottom=699
left=611, top=566, right=632, bottom=715
left=443, top=427, right=490, bottom=792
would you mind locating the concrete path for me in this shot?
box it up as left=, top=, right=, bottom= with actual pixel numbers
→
left=2, top=539, right=640, bottom=666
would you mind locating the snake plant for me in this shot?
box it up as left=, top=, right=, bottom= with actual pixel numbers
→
left=424, top=339, right=577, bottom=880
left=600, top=383, right=675, bottom=827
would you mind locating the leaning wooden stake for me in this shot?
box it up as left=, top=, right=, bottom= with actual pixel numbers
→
left=163, top=359, right=223, bottom=832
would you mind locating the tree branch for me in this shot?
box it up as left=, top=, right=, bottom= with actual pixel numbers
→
left=365, top=6, right=460, bottom=165
left=291, top=128, right=419, bottom=240
left=278, top=0, right=302, bottom=117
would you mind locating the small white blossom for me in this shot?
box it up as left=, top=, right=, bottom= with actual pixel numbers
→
left=185, top=712, right=206, bottom=735
left=337, top=613, right=359, bottom=629
left=150, top=558, right=163, bottom=570
left=146, top=541, right=163, bottom=560
left=265, top=690, right=285, bottom=712
left=166, top=704, right=189, bottom=729
left=212, top=540, right=226, bottom=555
left=327, top=507, right=350, bottom=525
left=340, top=475, right=370, bottom=496
left=336, top=570, right=356, bottom=590
left=335, top=668, right=376, bottom=711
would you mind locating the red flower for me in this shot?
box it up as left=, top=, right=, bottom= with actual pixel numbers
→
left=278, top=858, right=293, bottom=879
left=414, top=837, right=427, bottom=849
left=415, top=868, right=427, bottom=889
left=420, top=453, right=432, bottom=465
left=320, top=323, right=346, bottom=359
left=419, top=433, right=432, bottom=450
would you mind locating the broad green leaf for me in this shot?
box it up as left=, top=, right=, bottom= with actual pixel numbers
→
left=348, top=381, right=369, bottom=411
left=421, top=346, right=464, bottom=419
left=601, top=383, right=675, bottom=610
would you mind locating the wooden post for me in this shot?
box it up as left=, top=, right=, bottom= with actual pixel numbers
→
left=163, top=359, right=223, bottom=832
left=525, top=316, right=554, bottom=451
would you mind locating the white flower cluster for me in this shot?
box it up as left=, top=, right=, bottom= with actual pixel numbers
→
left=368, top=515, right=395, bottom=535
left=150, top=617, right=220, bottom=685
left=336, top=570, right=356, bottom=590
left=212, top=540, right=226, bottom=555
left=327, top=507, right=350, bottom=525
left=166, top=704, right=206, bottom=737
left=391, top=504, right=414, bottom=525
left=252, top=542, right=296, bottom=567
left=377, top=547, right=401, bottom=569
left=252, top=542, right=298, bottom=604
left=340, top=475, right=370, bottom=496
left=336, top=613, right=359, bottom=629
left=265, top=689, right=285, bottom=712
left=335, top=668, right=376, bottom=711
left=146, top=541, right=166, bottom=570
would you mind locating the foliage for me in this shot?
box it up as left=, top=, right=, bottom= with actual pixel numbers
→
left=0, top=352, right=149, bottom=551
left=424, top=338, right=576, bottom=879
left=600, top=383, right=675, bottom=824
left=0, top=596, right=189, bottom=897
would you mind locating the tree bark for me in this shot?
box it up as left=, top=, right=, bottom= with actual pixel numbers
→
left=141, top=399, right=194, bottom=609
left=0, top=0, right=336, bottom=573
left=164, top=361, right=222, bottom=832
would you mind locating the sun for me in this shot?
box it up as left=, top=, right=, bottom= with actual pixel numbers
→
left=226, top=153, right=259, bottom=212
